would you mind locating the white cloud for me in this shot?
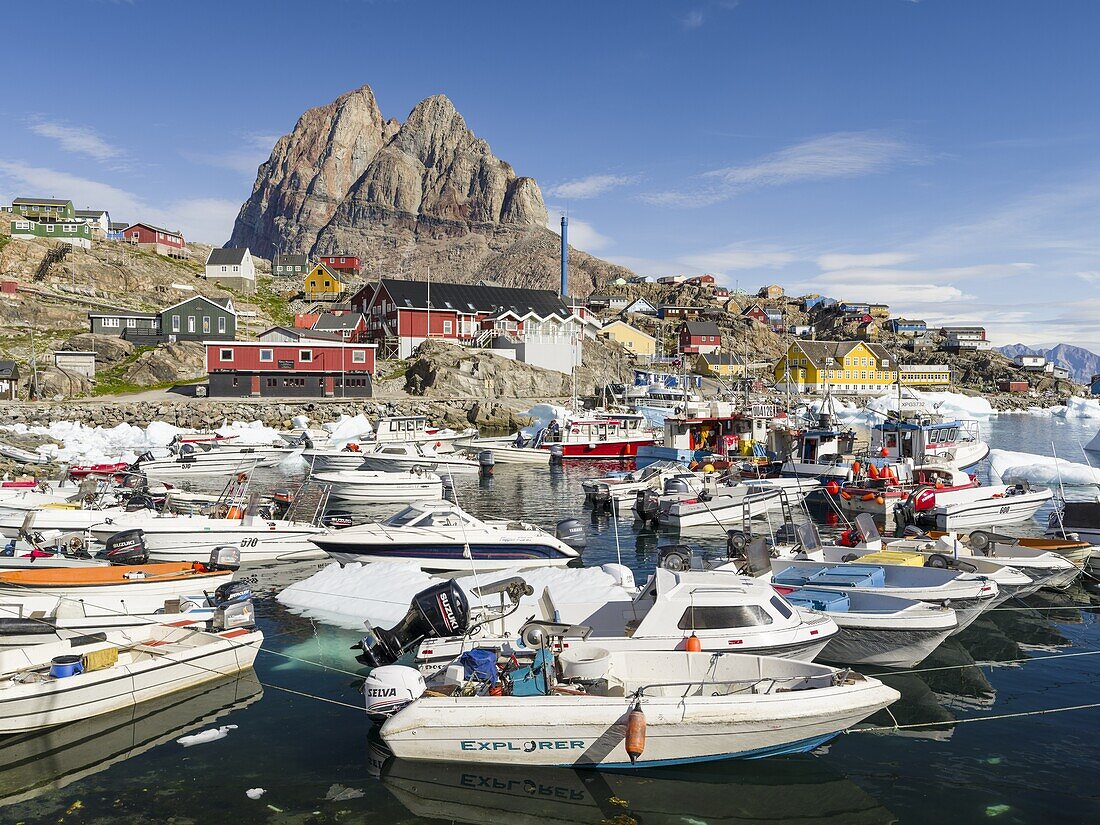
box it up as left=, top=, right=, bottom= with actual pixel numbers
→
left=817, top=252, right=915, bottom=270
left=28, top=118, right=123, bottom=164
left=643, top=131, right=919, bottom=207
left=546, top=174, right=639, bottom=199
left=681, top=10, right=705, bottom=29
left=0, top=160, right=238, bottom=244
left=681, top=245, right=795, bottom=272
left=546, top=214, right=611, bottom=253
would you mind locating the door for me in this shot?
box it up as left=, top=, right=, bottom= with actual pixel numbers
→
left=250, top=375, right=260, bottom=397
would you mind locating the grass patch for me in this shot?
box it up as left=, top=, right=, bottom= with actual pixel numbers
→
left=378, top=361, right=409, bottom=380
left=250, top=277, right=295, bottom=326
left=90, top=345, right=157, bottom=396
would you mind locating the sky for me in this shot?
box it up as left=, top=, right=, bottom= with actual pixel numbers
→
left=3, top=0, right=1100, bottom=350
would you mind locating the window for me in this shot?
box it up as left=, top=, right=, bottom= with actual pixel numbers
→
left=187, top=316, right=196, bottom=333
left=102, top=317, right=120, bottom=328
left=220, top=348, right=233, bottom=361
left=266, top=377, right=277, bottom=388
left=352, top=350, right=366, bottom=364
left=676, top=605, right=773, bottom=630
left=232, top=377, right=239, bottom=387
left=221, top=266, right=227, bottom=272
left=324, top=280, right=331, bottom=288
left=443, top=320, right=453, bottom=335
left=299, top=350, right=312, bottom=362
left=259, top=348, right=273, bottom=362
left=171, top=315, right=180, bottom=332
left=769, top=596, right=793, bottom=619
left=233, top=266, right=239, bottom=272
left=46, top=225, right=54, bottom=233
left=202, top=317, right=211, bottom=334
left=218, top=317, right=226, bottom=334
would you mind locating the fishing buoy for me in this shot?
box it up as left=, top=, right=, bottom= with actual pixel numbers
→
left=875, top=495, right=885, bottom=506
left=825, top=480, right=840, bottom=496
left=625, top=701, right=646, bottom=764
left=935, top=480, right=944, bottom=489
left=851, top=461, right=862, bottom=477
left=840, top=490, right=852, bottom=501
left=703, top=464, right=715, bottom=474
left=868, top=464, right=880, bottom=480
left=880, top=447, right=889, bottom=458
left=861, top=492, right=875, bottom=502
left=685, top=633, right=702, bottom=652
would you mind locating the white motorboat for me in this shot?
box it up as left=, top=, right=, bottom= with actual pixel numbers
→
left=869, top=401, right=989, bottom=471
left=87, top=512, right=328, bottom=562
left=313, top=469, right=444, bottom=504
left=0, top=624, right=262, bottom=734
left=649, top=483, right=783, bottom=530
left=354, top=569, right=838, bottom=675
left=904, top=482, right=1053, bottom=531
left=0, top=503, right=131, bottom=540
left=782, top=588, right=957, bottom=668
left=743, top=476, right=823, bottom=506
left=357, top=443, right=481, bottom=475
left=465, top=437, right=553, bottom=466
left=133, top=450, right=268, bottom=477
left=0, top=579, right=254, bottom=648
left=368, top=648, right=899, bottom=767
left=311, top=501, right=584, bottom=572
left=1047, top=499, right=1100, bottom=549
left=302, top=444, right=371, bottom=472
left=0, top=479, right=112, bottom=517
left=582, top=461, right=698, bottom=507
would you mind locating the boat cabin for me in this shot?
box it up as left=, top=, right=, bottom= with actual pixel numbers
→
left=871, top=415, right=977, bottom=464
left=375, top=416, right=432, bottom=444
left=384, top=501, right=485, bottom=530
left=793, top=427, right=858, bottom=464
left=637, top=404, right=779, bottom=468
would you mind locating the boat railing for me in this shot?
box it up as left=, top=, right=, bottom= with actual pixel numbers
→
left=633, top=670, right=845, bottom=698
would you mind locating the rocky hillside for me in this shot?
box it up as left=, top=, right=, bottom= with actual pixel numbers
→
left=228, top=84, right=630, bottom=293
left=997, top=343, right=1100, bottom=383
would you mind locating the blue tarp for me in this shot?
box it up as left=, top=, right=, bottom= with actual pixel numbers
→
left=457, top=649, right=499, bottom=685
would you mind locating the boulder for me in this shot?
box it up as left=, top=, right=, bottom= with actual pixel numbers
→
left=62, top=333, right=135, bottom=367
left=122, top=342, right=206, bottom=386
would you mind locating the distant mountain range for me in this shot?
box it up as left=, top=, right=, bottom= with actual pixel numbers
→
left=996, top=343, right=1100, bottom=384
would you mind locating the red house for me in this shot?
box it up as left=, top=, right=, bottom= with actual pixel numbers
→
left=678, top=320, right=722, bottom=355
left=741, top=303, right=769, bottom=325
left=686, top=274, right=716, bottom=286
left=123, top=223, right=186, bottom=257
left=205, top=340, right=376, bottom=398
left=319, top=255, right=361, bottom=275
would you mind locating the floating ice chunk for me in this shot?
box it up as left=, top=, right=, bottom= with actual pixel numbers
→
left=522, top=403, right=572, bottom=436
left=990, top=449, right=1100, bottom=486
left=1054, top=396, right=1100, bottom=419
left=246, top=788, right=266, bottom=800
left=177, top=724, right=237, bottom=747
left=324, top=414, right=374, bottom=447
left=291, top=414, right=310, bottom=430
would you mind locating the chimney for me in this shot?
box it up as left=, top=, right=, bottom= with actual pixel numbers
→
left=560, top=215, right=568, bottom=298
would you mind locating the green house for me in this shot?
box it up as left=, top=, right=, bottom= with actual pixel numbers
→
left=10, top=219, right=92, bottom=248
left=10, top=197, right=75, bottom=222
left=273, top=253, right=309, bottom=278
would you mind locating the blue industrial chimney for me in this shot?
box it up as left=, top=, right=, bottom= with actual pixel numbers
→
left=560, top=215, right=568, bottom=297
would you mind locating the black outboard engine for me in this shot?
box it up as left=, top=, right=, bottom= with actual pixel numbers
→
left=726, top=529, right=748, bottom=559
left=657, top=544, right=694, bottom=572
left=212, top=580, right=255, bottom=630
left=208, top=545, right=241, bottom=572
left=555, top=518, right=586, bottom=550
left=352, top=580, right=470, bottom=668
left=634, top=489, right=660, bottom=524
left=100, top=529, right=149, bottom=566
left=590, top=485, right=612, bottom=512
left=663, top=477, right=691, bottom=495
left=322, top=510, right=354, bottom=529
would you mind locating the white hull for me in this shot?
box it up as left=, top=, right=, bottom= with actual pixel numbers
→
left=467, top=439, right=553, bottom=466
left=325, top=551, right=573, bottom=572
left=136, top=457, right=268, bottom=477
left=313, top=470, right=443, bottom=504
left=933, top=489, right=1052, bottom=531
left=0, top=507, right=127, bottom=539
left=87, top=517, right=327, bottom=562
left=0, top=627, right=261, bottom=733
left=303, top=450, right=368, bottom=473
left=359, top=455, right=480, bottom=475
left=657, top=488, right=781, bottom=529
left=0, top=572, right=233, bottom=618
left=0, top=491, right=77, bottom=517
left=0, top=604, right=218, bottom=648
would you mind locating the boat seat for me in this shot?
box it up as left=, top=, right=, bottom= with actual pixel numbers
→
left=807, top=565, right=886, bottom=588
left=859, top=550, right=925, bottom=567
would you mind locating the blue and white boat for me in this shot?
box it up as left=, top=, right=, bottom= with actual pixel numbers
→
left=310, top=501, right=584, bottom=573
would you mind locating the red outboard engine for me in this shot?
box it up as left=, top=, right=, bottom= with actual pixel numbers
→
left=353, top=581, right=469, bottom=668
left=837, top=528, right=861, bottom=548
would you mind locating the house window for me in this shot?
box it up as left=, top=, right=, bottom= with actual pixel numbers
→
left=299, top=350, right=312, bottom=362
left=102, top=317, right=120, bottom=328
left=221, top=266, right=227, bottom=272
left=266, top=377, right=277, bottom=387
left=126, top=318, right=136, bottom=328
left=220, top=348, right=233, bottom=361
left=171, top=316, right=180, bottom=332
left=233, top=266, right=239, bottom=272
left=46, top=225, right=54, bottom=233
left=218, top=317, right=226, bottom=334
left=187, top=316, right=195, bottom=333
left=352, top=350, right=366, bottom=364
left=324, top=280, right=331, bottom=288
left=202, top=317, right=211, bottom=334
left=259, top=348, right=273, bottom=362
left=443, top=320, right=453, bottom=335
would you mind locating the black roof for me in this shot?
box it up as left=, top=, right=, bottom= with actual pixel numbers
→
left=682, top=320, right=721, bottom=336
left=13, top=197, right=71, bottom=206
left=0, top=360, right=18, bottom=378
left=260, top=326, right=345, bottom=342
left=312, top=312, right=365, bottom=331
left=206, top=247, right=249, bottom=266
left=273, top=253, right=309, bottom=267
left=88, top=307, right=158, bottom=319
left=378, top=278, right=569, bottom=318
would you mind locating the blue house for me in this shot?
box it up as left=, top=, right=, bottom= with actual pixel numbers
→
left=1090, top=374, right=1100, bottom=396
left=887, top=319, right=928, bottom=336
left=802, top=295, right=837, bottom=311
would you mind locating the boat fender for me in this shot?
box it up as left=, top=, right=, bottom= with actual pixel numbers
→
left=825, top=481, right=840, bottom=496
left=875, top=495, right=886, bottom=506
left=925, top=553, right=950, bottom=569
left=840, top=553, right=859, bottom=563
left=851, top=461, right=862, bottom=477
left=840, top=490, right=852, bottom=501
left=861, top=493, right=876, bottom=502
left=868, top=464, right=880, bottom=480
left=625, top=700, right=646, bottom=764
left=685, top=633, right=702, bottom=652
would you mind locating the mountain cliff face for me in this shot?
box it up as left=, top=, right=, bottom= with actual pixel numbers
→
left=229, top=85, right=629, bottom=292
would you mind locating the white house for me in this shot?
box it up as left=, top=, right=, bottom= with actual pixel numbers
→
left=1015, top=354, right=1048, bottom=370
left=205, top=248, right=256, bottom=294
left=74, top=209, right=111, bottom=238
left=622, top=297, right=658, bottom=316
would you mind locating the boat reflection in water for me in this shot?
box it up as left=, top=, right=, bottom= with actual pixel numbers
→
left=376, top=747, right=896, bottom=825
left=0, top=673, right=263, bottom=808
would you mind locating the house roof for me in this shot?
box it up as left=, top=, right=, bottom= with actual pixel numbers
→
left=377, top=278, right=570, bottom=319
left=0, top=360, right=18, bottom=379
left=74, top=209, right=108, bottom=218
left=701, top=353, right=745, bottom=365
left=308, top=262, right=343, bottom=279
left=312, top=312, right=365, bottom=331
left=258, top=326, right=345, bottom=342
left=109, top=222, right=128, bottom=230
left=87, top=308, right=159, bottom=319
left=13, top=197, right=71, bottom=206
left=159, top=294, right=237, bottom=316
left=587, top=293, right=612, bottom=303
left=788, top=340, right=893, bottom=369
left=273, top=253, right=309, bottom=267
left=206, top=247, right=250, bottom=266
left=682, top=320, right=721, bottom=337
left=126, top=222, right=183, bottom=238
left=600, top=320, right=656, bottom=341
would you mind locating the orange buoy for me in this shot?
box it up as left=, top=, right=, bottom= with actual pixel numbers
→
left=868, top=463, right=880, bottom=480
left=851, top=461, right=862, bottom=477
left=685, top=633, right=702, bottom=652
left=840, top=490, right=852, bottom=501
left=876, top=495, right=886, bottom=506
left=625, top=701, right=646, bottom=764
left=861, top=492, right=876, bottom=502
left=935, top=480, right=944, bottom=489
left=825, top=480, right=840, bottom=496
left=880, top=447, right=889, bottom=457
left=226, top=506, right=242, bottom=519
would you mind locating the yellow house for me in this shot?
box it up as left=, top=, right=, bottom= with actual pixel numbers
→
left=774, top=340, right=899, bottom=396
left=599, top=319, right=656, bottom=358
left=304, top=263, right=345, bottom=299
left=695, top=353, right=745, bottom=378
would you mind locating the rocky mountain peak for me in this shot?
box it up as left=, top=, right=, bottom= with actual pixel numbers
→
left=228, top=85, right=626, bottom=291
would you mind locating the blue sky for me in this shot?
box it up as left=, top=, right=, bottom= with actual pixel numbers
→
left=3, top=0, right=1100, bottom=349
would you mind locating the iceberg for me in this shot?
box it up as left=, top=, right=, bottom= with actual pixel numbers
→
left=989, top=448, right=1100, bottom=487
left=1053, top=397, right=1100, bottom=420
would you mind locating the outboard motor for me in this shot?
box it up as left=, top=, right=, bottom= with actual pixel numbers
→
left=590, top=485, right=612, bottom=512
left=657, top=544, right=694, bottom=571
left=212, top=581, right=255, bottom=630
left=322, top=511, right=354, bottom=529
left=100, top=529, right=149, bottom=566
left=478, top=450, right=495, bottom=478
left=353, top=581, right=469, bottom=668
left=549, top=444, right=564, bottom=464
left=555, top=518, right=586, bottom=550
left=663, top=477, right=691, bottom=495
left=634, top=489, right=660, bottom=525
left=208, top=545, right=241, bottom=572
left=364, top=665, right=426, bottom=722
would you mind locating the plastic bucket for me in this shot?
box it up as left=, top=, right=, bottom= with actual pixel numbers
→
left=50, top=655, right=84, bottom=679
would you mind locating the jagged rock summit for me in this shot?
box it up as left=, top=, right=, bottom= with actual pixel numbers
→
left=229, top=84, right=630, bottom=291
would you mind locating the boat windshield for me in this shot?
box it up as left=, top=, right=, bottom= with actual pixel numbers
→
left=384, top=506, right=421, bottom=526
left=676, top=604, right=774, bottom=630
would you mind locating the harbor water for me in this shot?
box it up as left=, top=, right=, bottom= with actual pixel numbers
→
left=2, top=411, right=1099, bottom=823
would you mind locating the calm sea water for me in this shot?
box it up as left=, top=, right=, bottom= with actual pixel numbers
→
left=3, top=413, right=1100, bottom=823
